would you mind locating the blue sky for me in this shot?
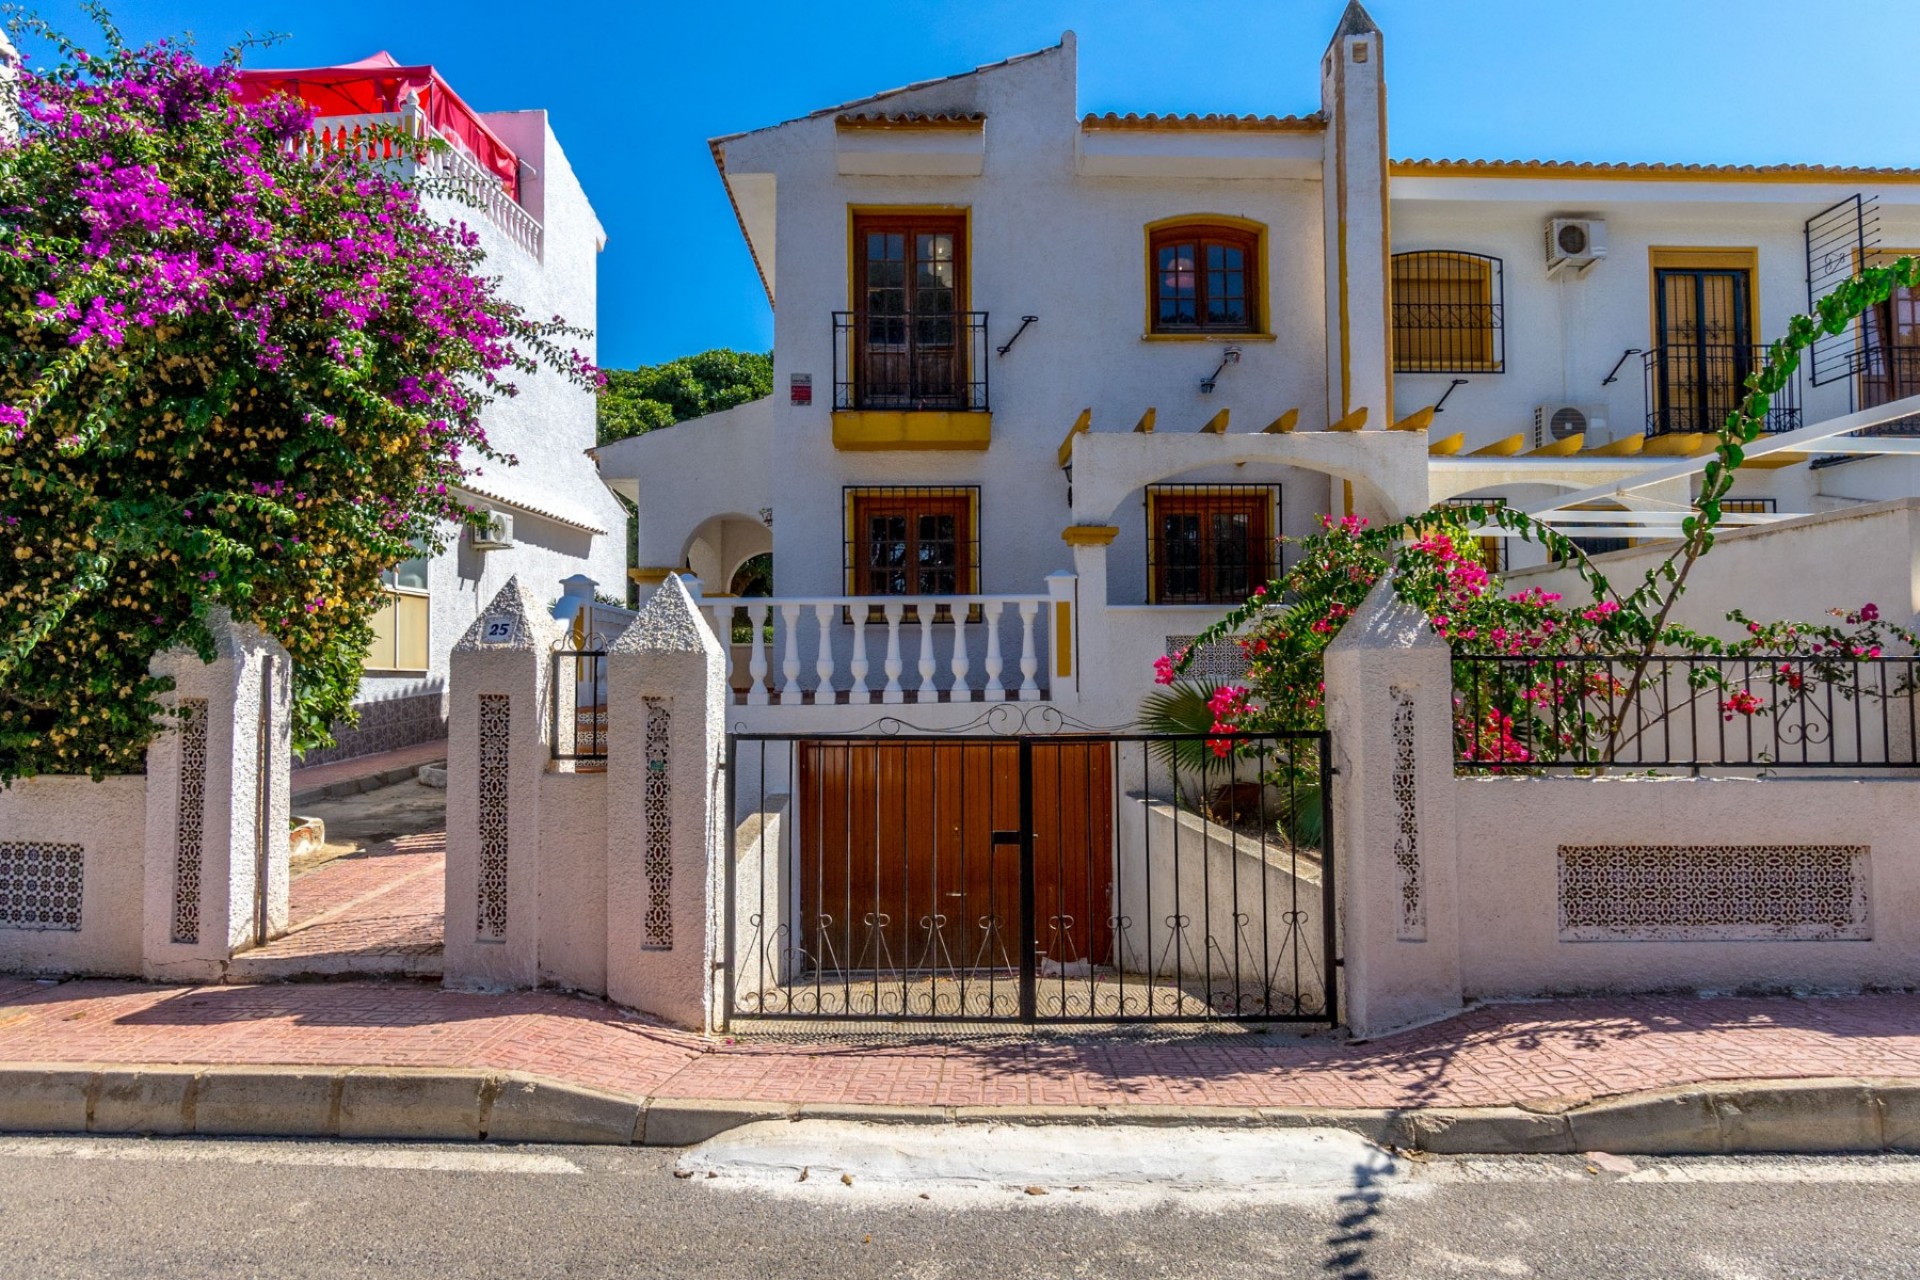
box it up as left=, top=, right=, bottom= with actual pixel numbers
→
left=20, top=0, right=1920, bottom=368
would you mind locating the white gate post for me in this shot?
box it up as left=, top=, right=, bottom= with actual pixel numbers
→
left=142, top=614, right=292, bottom=980
left=1322, top=580, right=1464, bottom=1037
left=444, top=576, right=558, bottom=990
left=603, top=573, right=726, bottom=1028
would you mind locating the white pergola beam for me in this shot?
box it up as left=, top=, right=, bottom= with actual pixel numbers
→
left=1521, top=392, right=1920, bottom=516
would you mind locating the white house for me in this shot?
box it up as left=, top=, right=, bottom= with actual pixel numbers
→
left=237, top=55, right=629, bottom=764
left=595, top=2, right=1920, bottom=726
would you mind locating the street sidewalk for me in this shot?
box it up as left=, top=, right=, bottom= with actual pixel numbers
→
left=2, top=978, right=1920, bottom=1151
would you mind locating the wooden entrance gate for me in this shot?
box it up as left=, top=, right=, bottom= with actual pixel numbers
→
left=723, top=730, right=1336, bottom=1027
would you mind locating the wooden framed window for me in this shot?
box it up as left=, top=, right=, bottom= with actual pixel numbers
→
left=365, top=552, right=430, bottom=673
left=1149, top=223, right=1259, bottom=334
left=1392, top=251, right=1504, bottom=373
left=849, top=212, right=970, bottom=409
left=844, top=486, right=980, bottom=599
left=1147, top=485, right=1278, bottom=604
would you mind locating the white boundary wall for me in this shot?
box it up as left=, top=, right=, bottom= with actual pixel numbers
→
left=1327, top=580, right=1920, bottom=1038
left=0, top=616, right=291, bottom=980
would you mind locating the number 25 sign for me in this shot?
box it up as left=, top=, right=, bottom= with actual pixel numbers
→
left=479, top=614, right=519, bottom=646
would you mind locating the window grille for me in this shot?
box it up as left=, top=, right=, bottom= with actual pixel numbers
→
left=843, top=486, right=981, bottom=600
left=1721, top=498, right=1777, bottom=514
left=1440, top=496, right=1508, bottom=571
left=1392, top=251, right=1504, bottom=373
left=1146, top=484, right=1279, bottom=604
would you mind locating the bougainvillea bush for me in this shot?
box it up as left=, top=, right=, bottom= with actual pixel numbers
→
left=1160, top=513, right=1915, bottom=771
left=0, top=16, right=598, bottom=780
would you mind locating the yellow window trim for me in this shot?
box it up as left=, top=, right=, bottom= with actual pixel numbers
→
left=1647, top=246, right=1761, bottom=348
left=1141, top=213, right=1273, bottom=339
left=831, top=409, right=991, bottom=451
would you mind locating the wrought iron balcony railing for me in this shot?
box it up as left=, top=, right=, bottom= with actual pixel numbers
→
left=832, top=310, right=989, bottom=412
left=1853, top=344, right=1920, bottom=435
left=1639, top=344, right=1802, bottom=437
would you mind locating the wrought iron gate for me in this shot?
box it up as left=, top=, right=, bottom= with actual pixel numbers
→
left=721, top=728, right=1335, bottom=1027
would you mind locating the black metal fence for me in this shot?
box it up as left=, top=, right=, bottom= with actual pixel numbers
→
left=1641, top=345, right=1802, bottom=436
left=549, top=649, right=607, bottom=765
left=722, top=729, right=1334, bottom=1027
left=833, top=310, right=989, bottom=411
left=1456, top=654, right=1920, bottom=772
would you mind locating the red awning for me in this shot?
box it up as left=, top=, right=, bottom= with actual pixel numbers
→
left=234, top=52, right=519, bottom=198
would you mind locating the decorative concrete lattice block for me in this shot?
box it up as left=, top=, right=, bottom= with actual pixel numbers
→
left=642, top=696, right=673, bottom=951
left=1164, top=635, right=1249, bottom=683
left=171, top=698, right=208, bottom=945
left=1390, top=687, right=1424, bottom=940
left=1558, top=844, right=1871, bottom=941
left=0, top=842, right=84, bottom=931
left=476, top=694, right=511, bottom=941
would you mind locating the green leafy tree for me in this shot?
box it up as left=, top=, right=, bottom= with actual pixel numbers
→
left=0, top=14, right=599, bottom=781
left=597, top=347, right=771, bottom=443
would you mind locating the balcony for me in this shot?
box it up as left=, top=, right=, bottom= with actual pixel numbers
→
left=1638, top=344, right=1801, bottom=437
left=831, top=310, right=990, bottom=450
left=292, top=111, right=543, bottom=260
left=1855, top=345, right=1920, bottom=435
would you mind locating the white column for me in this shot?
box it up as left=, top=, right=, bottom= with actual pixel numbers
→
left=982, top=600, right=1007, bottom=702
left=778, top=603, right=803, bottom=705
left=141, top=614, right=294, bottom=982
left=849, top=609, right=872, bottom=702
left=1323, top=579, right=1464, bottom=1038
left=1319, top=4, right=1392, bottom=435
left=1016, top=600, right=1041, bottom=702
left=948, top=601, right=973, bottom=700
left=710, top=602, right=735, bottom=683
left=813, top=602, right=837, bottom=703
left=745, top=603, right=769, bottom=707
left=916, top=606, right=938, bottom=700
left=882, top=603, right=905, bottom=705
left=441, top=577, right=560, bottom=992
left=605, top=574, right=728, bottom=1030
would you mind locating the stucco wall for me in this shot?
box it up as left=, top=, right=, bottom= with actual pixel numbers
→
left=1390, top=188, right=1920, bottom=456
left=536, top=770, right=608, bottom=994
left=353, top=110, right=625, bottom=734
left=1454, top=775, right=1920, bottom=997
left=712, top=38, right=1331, bottom=608
left=0, top=775, right=148, bottom=976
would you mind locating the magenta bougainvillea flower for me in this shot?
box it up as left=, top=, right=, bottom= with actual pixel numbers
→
left=0, top=21, right=599, bottom=779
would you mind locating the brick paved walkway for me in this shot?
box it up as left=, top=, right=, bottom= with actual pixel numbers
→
left=227, top=833, right=444, bottom=980
left=2, top=979, right=1918, bottom=1111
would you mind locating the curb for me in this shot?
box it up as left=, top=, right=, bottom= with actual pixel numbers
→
left=3, top=1066, right=1920, bottom=1154
left=291, top=760, right=446, bottom=807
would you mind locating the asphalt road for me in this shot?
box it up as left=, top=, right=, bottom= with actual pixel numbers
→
left=2, top=1132, right=1918, bottom=1279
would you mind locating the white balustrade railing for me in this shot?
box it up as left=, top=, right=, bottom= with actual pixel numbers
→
left=701, top=593, right=1055, bottom=706
left=290, top=109, right=544, bottom=260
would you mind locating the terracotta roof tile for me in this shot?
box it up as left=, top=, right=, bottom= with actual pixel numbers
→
left=835, top=110, right=985, bottom=128
left=1081, top=111, right=1325, bottom=132
left=1392, top=157, right=1920, bottom=182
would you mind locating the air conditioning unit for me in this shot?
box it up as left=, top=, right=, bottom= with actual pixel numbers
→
left=1534, top=404, right=1607, bottom=449
left=470, top=508, right=515, bottom=551
left=1546, top=216, right=1607, bottom=276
